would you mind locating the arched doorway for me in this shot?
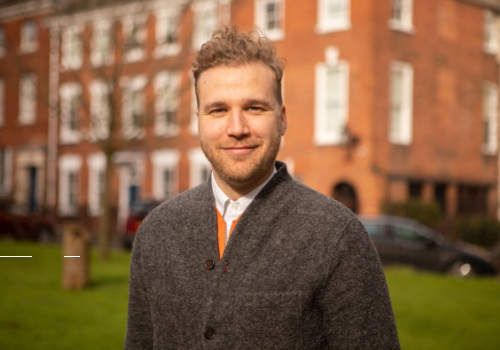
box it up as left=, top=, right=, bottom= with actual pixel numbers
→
left=332, top=182, right=359, bottom=214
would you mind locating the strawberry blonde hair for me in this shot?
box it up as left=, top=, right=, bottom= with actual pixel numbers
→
left=192, top=26, right=285, bottom=106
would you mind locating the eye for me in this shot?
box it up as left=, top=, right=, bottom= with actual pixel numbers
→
left=248, top=106, right=264, bottom=112
left=210, top=108, right=226, bottom=115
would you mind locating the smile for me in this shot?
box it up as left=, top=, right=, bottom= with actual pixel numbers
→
left=223, top=146, right=258, bottom=155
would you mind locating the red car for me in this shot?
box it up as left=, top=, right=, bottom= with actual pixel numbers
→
left=0, top=201, right=55, bottom=242
left=122, top=200, right=162, bottom=249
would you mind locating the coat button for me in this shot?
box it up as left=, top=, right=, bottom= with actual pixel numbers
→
left=204, top=328, right=215, bottom=339
left=204, top=259, right=215, bottom=270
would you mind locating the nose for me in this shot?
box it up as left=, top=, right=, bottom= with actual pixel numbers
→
left=226, top=109, right=250, bottom=138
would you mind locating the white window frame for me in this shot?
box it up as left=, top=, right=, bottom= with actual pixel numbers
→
left=255, top=0, right=285, bottom=41
left=121, top=76, right=146, bottom=139
left=58, top=154, right=82, bottom=217
left=389, top=0, right=414, bottom=34
left=0, top=148, right=13, bottom=197
left=483, top=82, right=498, bottom=155
left=154, top=8, right=181, bottom=58
left=316, top=0, right=351, bottom=34
left=19, top=73, right=37, bottom=125
left=389, top=61, right=414, bottom=145
left=0, top=27, right=6, bottom=57
left=20, top=20, right=38, bottom=53
left=87, top=152, right=106, bottom=217
left=188, top=148, right=212, bottom=188
left=192, top=0, right=218, bottom=49
left=154, top=71, right=181, bottom=137
left=59, top=82, right=82, bottom=144
left=484, top=10, right=499, bottom=55
left=89, top=80, right=111, bottom=141
left=123, top=15, right=147, bottom=62
left=91, top=20, right=114, bottom=67
left=61, top=25, right=83, bottom=70
left=314, top=47, right=349, bottom=146
left=151, top=149, right=180, bottom=200
left=0, top=78, right=4, bottom=127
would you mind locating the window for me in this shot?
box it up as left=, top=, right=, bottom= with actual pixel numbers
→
left=154, top=71, right=181, bottom=137
left=483, top=82, right=498, bottom=155
left=255, top=0, right=285, bottom=40
left=389, top=0, right=414, bottom=33
left=20, top=20, right=37, bottom=52
left=87, top=152, right=106, bottom=217
left=0, top=78, right=4, bottom=127
left=59, top=83, right=81, bottom=144
left=389, top=61, right=413, bottom=145
left=192, top=1, right=218, bottom=49
left=0, top=27, right=5, bottom=56
left=151, top=149, right=180, bottom=200
left=58, top=154, right=82, bottom=216
left=314, top=47, right=349, bottom=145
left=122, top=76, right=146, bottom=139
left=90, top=80, right=111, bottom=140
left=188, top=148, right=211, bottom=188
left=19, top=73, right=37, bottom=125
left=91, top=21, right=113, bottom=66
left=62, top=26, right=82, bottom=70
left=0, top=148, right=13, bottom=197
left=155, top=9, right=181, bottom=57
left=123, top=16, right=147, bottom=62
left=316, top=0, right=351, bottom=33
left=484, top=10, right=498, bottom=54
left=408, top=180, right=423, bottom=199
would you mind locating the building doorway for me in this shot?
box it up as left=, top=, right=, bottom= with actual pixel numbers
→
left=332, top=182, right=358, bottom=213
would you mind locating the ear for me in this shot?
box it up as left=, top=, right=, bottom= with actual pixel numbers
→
left=280, top=105, right=287, bottom=136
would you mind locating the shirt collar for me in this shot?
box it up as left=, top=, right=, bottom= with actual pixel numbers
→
left=212, top=166, right=278, bottom=217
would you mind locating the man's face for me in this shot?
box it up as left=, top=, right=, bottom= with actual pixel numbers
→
left=197, top=62, right=287, bottom=192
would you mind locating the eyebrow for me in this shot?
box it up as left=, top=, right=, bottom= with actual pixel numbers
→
left=202, top=98, right=274, bottom=113
left=244, top=98, right=273, bottom=110
left=203, top=101, right=227, bottom=113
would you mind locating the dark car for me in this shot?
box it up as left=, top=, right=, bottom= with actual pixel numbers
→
left=358, top=215, right=498, bottom=277
left=122, top=200, right=162, bottom=249
left=0, top=201, right=55, bottom=242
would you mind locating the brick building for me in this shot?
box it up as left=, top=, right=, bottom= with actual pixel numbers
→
left=0, top=0, right=498, bottom=238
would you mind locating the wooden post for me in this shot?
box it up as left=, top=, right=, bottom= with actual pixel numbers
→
left=62, top=223, right=90, bottom=290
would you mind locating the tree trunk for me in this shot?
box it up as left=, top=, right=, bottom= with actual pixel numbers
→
left=62, top=223, right=90, bottom=290
left=99, top=151, right=114, bottom=260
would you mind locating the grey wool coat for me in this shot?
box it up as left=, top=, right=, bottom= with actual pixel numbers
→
left=125, top=162, right=401, bottom=350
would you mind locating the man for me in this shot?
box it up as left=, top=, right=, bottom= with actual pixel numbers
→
left=125, top=27, right=400, bottom=349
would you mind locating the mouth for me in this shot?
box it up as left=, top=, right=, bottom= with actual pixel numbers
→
left=222, top=145, right=259, bottom=155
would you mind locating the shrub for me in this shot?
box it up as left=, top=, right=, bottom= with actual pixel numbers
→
left=381, top=199, right=442, bottom=228
left=452, top=216, right=500, bottom=248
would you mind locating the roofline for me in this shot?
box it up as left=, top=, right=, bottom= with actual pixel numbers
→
left=457, top=0, right=500, bottom=12
left=0, top=0, right=61, bottom=21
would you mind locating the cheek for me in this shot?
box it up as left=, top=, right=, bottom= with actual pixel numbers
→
left=200, top=120, right=225, bottom=141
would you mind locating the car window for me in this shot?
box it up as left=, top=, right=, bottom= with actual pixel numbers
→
left=363, top=224, right=386, bottom=237
left=391, top=225, right=425, bottom=241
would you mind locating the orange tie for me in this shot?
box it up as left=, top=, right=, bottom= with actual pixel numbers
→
left=216, top=208, right=241, bottom=260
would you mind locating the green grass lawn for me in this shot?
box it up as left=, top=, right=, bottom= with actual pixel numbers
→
left=1, top=241, right=500, bottom=350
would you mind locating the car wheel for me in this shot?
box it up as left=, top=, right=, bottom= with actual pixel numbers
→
left=448, top=261, right=475, bottom=278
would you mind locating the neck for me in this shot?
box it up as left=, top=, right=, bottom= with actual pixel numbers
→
left=213, top=166, right=275, bottom=201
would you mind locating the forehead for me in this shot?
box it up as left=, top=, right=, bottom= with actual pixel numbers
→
left=197, top=63, right=277, bottom=104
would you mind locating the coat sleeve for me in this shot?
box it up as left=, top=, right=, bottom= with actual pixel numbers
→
left=124, top=232, right=154, bottom=349
left=318, top=217, right=401, bottom=349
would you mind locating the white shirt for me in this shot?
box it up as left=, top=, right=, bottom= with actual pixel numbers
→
left=211, top=168, right=277, bottom=242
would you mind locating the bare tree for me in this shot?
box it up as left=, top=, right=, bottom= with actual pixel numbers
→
left=51, top=0, right=198, bottom=260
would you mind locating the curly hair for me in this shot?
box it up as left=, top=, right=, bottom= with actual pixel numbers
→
left=192, top=26, right=285, bottom=106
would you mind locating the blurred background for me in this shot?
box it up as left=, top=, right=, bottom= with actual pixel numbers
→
left=0, top=0, right=500, bottom=349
